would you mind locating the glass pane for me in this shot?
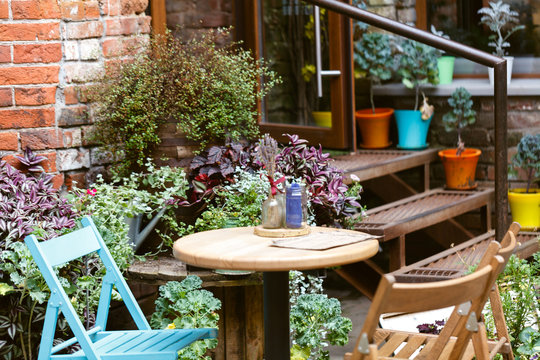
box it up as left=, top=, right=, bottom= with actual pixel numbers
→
left=261, top=0, right=332, bottom=127
left=427, top=0, right=540, bottom=74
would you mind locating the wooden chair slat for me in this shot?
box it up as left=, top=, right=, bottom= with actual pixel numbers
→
left=378, top=332, right=409, bottom=356
left=394, top=334, right=428, bottom=358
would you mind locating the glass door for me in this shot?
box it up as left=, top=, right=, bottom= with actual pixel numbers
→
left=244, top=0, right=355, bottom=149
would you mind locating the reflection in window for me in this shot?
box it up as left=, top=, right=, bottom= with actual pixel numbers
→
left=425, top=0, right=540, bottom=75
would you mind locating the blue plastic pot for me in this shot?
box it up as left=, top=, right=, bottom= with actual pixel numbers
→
left=394, top=110, right=433, bottom=150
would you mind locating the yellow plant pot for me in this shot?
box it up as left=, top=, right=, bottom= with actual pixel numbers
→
left=508, top=189, right=540, bottom=230
left=312, top=111, right=331, bottom=128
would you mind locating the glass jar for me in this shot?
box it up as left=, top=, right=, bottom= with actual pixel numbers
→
left=261, top=194, right=284, bottom=229
left=286, top=183, right=307, bottom=228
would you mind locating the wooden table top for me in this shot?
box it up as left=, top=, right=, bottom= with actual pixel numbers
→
left=173, top=226, right=380, bottom=272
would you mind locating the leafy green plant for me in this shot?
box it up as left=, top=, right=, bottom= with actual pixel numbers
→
left=151, top=276, right=221, bottom=360
left=517, top=327, right=540, bottom=359
left=353, top=32, right=395, bottom=113
left=397, top=38, right=439, bottom=111
left=478, top=1, right=524, bottom=57
left=442, top=87, right=477, bottom=156
left=89, top=28, right=280, bottom=176
left=509, top=134, right=540, bottom=193
left=484, top=253, right=540, bottom=355
left=290, top=294, right=352, bottom=360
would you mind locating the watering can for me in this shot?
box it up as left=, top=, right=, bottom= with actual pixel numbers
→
left=125, top=207, right=167, bottom=250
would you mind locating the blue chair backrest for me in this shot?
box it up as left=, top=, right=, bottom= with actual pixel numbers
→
left=25, top=216, right=150, bottom=358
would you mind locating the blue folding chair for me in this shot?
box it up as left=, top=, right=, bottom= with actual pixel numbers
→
left=25, top=216, right=217, bottom=360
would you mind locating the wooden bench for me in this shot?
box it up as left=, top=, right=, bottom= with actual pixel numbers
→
left=126, top=256, right=264, bottom=360
left=354, top=187, right=494, bottom=270
left=391, top=230, right=539, bottom=283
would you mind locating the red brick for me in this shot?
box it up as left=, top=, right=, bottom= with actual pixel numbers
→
left=61, top=1, right=100, bottom=20
left=12, top=0, right=61, bottom=19
left=64, top=86, right=79, bottom=104
left=62, top=128, right=82, bottom=147
left=1, top=155, right=21, bottom=169
left=13, top=43, right=62, bottom=64
left=0, top=23, right=60, bottom=41
left=20, top=128, right=59, bottom=150
left=0, top=1, right=8, bottom=18
left=65, top=172, right=86, bottom=189
left=0, top=66, right=59, bottom=85
left=84, top=1, right=100, bottom=19
left=0, top=88, right=12, bottom=107
left=50, top=173, right=64, bottom=189
left=66, top=21, right=103, bottom=39
left=0, top=108, right=55, bottom=129
left=104, top=0, right=121, bottom=16
left=0, top=45, right=9, bottom=63
left=0, top=132, right=18, bottom=150
left=15, top=87, right=56, bottom=105
left=106, top=17, right=149, bottom=36
left=41, top=152, right=57, bottom=172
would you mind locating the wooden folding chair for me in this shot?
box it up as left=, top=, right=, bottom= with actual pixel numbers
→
left=25, top=216, right=217, bottom=360
left=345, top=239, right=508, bottom=360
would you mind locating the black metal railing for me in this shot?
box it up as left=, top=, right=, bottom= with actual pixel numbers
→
left=303, top=0, right=508, bottom=241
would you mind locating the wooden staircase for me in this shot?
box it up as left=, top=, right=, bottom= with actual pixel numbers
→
left=331, top=148, right=499, bottom=298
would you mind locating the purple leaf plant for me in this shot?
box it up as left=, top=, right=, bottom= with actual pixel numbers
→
left=0, top=160, right=77, bottom=250
left=276, top=134, right=364, bottom=227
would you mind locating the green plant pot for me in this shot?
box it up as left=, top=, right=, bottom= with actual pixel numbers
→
left=437, top=56, right=455, bottom=85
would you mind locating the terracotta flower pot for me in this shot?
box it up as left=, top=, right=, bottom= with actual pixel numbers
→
left=355, top=108, right=394, bottom=149
left=508, top=188, right=540, bottom=230
left=438, top=148, right=481, bottom=190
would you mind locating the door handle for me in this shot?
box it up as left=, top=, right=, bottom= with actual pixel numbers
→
left=314, top=5, right=340, bottom=98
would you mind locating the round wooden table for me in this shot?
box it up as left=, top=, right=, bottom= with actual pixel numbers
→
left=173, top=226, right=379, bottom=360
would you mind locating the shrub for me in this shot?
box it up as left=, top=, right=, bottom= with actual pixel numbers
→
left=89, top=28, right=280, bottom=176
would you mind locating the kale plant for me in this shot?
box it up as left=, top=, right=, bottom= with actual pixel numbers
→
left=478, top=1, right=524, bottom=57
left=151, top=276, right=221, bottom=360
left=517, top=327, right=540, bottom=359
left=276, top=134, right=365, bottom=227
left=509, top=134, right=540, bottom=193
left=290, top=294, right=352, bottom=360
left=442, top=87, right=477, bottom=156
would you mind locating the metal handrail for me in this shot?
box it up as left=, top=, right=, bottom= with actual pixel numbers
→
left=302, top=0, right=508, bottom=241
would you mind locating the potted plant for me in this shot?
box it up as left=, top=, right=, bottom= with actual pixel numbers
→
left=438, top=87, right=481, bottom=190
left=395, top=38, right=439, bottom=149
left=508, top=133, right=540, bottom=229
left=431, top=25, right=454, bottom=85
left=89, top=28, right=280, bottom=176
left=478, top=0, right=524, bottom=85
left=353, top=31, right=395, bottom=149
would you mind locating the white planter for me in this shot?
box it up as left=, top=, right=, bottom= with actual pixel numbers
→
left=488, top=56, right=513, bottom=86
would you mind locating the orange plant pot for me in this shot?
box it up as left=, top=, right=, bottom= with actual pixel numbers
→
left=355, top=108, right=394, bottom=149
left=438, top=148, right=482, bottom=190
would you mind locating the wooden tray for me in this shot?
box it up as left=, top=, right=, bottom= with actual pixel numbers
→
left=253, top=225, right=311, bottom=238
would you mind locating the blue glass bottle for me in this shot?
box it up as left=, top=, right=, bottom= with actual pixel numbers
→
left=286, top=183, right=303, bottom=228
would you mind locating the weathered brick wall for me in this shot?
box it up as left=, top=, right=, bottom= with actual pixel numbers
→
left=165, top=0, right=232, bottom=35
left=0, top=0, right=150, bottom=188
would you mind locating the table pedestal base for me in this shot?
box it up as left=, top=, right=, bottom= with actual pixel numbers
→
left=263, top=271, right=290, bottom=359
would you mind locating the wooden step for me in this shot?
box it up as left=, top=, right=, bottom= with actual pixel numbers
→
left=392, top=230, right=539, bottom=283
left=353, top=187, right=494, bottom=270
left=332, top=148, right=439, bottom=185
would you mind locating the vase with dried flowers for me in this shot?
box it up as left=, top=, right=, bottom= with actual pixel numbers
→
left=257, top=134, right=285, bottom=229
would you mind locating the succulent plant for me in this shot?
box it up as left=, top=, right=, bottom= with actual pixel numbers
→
left=510, top=134, right=540, bottom=192
left=478, top=1, right=524, bottom=57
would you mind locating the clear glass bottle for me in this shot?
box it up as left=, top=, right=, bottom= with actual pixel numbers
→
left=261, top=194, right=283, bottom=229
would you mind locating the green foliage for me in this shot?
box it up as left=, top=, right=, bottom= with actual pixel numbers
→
left=354, top=32, right=395, bottom=112
left=478, top=1, right=525, bottom=57
left=89, top=28, right=280, bottom=176
left=517, top=327, right=540, bottom=359
left=442, top=87, right=477, bottom=155
left=509, top=134, right=540, bottom=192
left=397, top=39, right=439, bottom=111
left=485, top=253, right=540, bottom=356
left=164, top=167, right=269, bottom=245
left=151, top=276, right=221, bottom=360
left=290, top=294, right=352, bottom=360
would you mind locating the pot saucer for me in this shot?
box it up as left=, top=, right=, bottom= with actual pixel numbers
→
left=397, top=143, right=429, bottom=150
left=360, top=141, right=392, bottom=149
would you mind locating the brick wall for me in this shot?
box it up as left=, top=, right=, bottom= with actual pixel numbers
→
left=0, top=0, right=150, bottom=188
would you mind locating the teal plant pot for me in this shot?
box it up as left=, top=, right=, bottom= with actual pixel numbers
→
left=394, top=110, right=433, bottom=150
left=437, top=56, right=455, bottom=85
